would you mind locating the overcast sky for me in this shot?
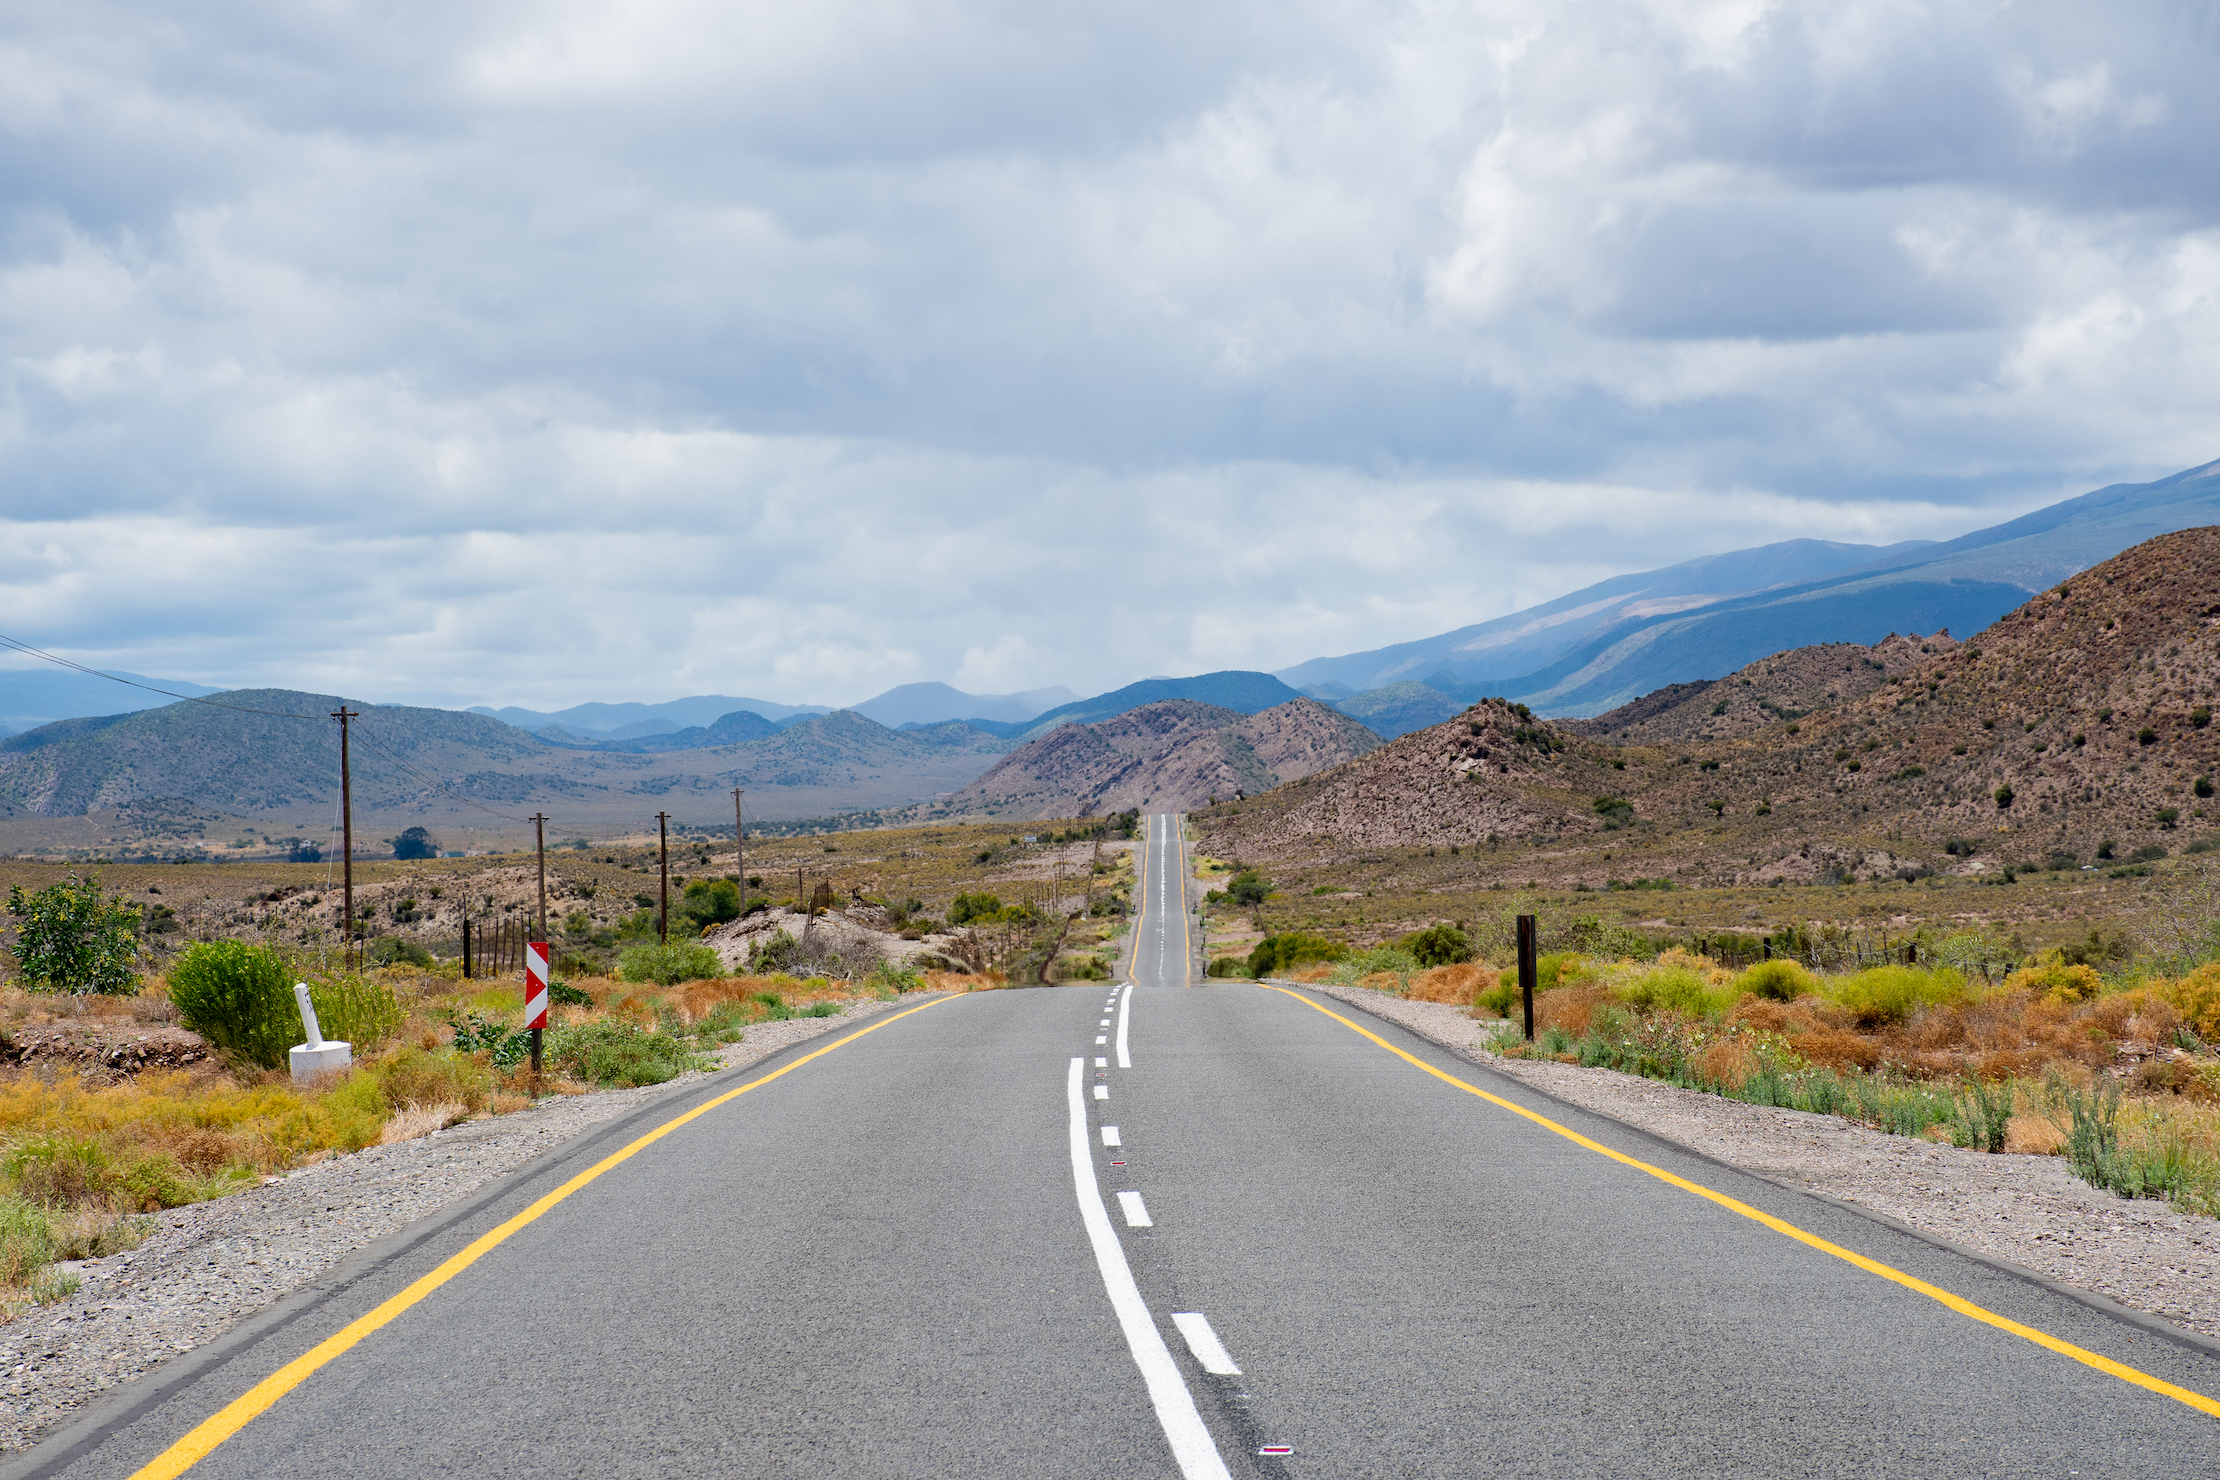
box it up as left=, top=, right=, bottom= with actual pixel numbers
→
left=3, top=0, right=2216, bottom=709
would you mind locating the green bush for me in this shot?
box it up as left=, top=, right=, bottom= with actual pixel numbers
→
left=1735, top=958, right=1816, bottom=1002
left=169, top=945, right=403, bottom=1066
left=867, top=959, right=924, bottom=994
left=1614, top=963, right=1737, bottom=1020
left=306, top=971, right=405, bottom=1051
left=548, top=1020, right=706, bottom=1087
left=1818, top=965, right=1969, bottom=1027
left=374, top=1047, right=491, bottom=1111
left=680, top=878, right=742, bottom=932
left=618, top=941, right=725, bottom=985
left=948, top=892, right=1003, bottom=925
left=1224, top=871, right=1270, bottom=907
left=1401, top=925, right=1473, bottom=968
left=1246, top=932, right=1346, bottom=977
left=167, top=942, right=302, bottom=1069
left=7, top=872, right=141, bottom=995
left=368, top=936, right=434, bottom=969
left=1204, top=955, right=1252, bottom=978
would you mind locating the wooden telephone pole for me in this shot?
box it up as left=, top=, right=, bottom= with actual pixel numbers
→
left=531, top=813, right=549, bottom=941
left=656, top=812, right=672, bottom=942
left=732, top=788, right=745, bottom=903
left=332, top=706, right=357, bottom=967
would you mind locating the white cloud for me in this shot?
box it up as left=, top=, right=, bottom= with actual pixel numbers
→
left=0, top=0, right=2213, bottom=710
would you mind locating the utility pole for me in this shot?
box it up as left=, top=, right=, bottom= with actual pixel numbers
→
left=732, top=788, right=745, bottom=903
left=332, top=707, right=357, bottom=968
left=656, top=812, right=672, bottom=943
left=531, top=814, right=548, bottom=942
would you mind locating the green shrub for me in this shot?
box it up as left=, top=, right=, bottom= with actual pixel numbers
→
left=368, top=936, right=434, bottom=969
left=1205, top=955, right=1252, bottom=978
left=305, top=971, right=405, bottom=1051
left=1614, top=964, right=1736, bottom=1020
left=1818, top=965, right=1969, bottom=1027
left=448, top=1011, right=533, bottom=1068
left=1247, top=932, right=1346, bottom=977
left=7, top=872, right=141, bottom=995
left=1401, top=925, right=1473, bottom=967
left=680, top=878, right=742, bottom=931
left=1224, top=871, right=1270, bottom=907
left=948, top=892, right=1003, bottom=925
left=867, top=959, right=924, bottom=994
left=1735, top=958, right=1816, bottom=1002
left=1476, top=971, right=1520, bottom=1018
left=618, top=941, right=725, bottom=985
left=168, top=942, right=301, bottom=1068
left=548, top=1020, right=706, bottom=1087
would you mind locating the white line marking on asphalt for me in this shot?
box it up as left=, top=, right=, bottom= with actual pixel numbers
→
left=1117, top=1190, right=1153, bottom=1227
left=1102, top=1126, right=1121, bottom=1147
left=1171, top=1313, right=1242, bottom=1375
left=1116, top=981, right=1133, bottom=1069
left=1065, top=1059, right=1232, bottom=1480
left=1095, top=1057, right=1107, bottom=1067
left=1094, top=1085, right=1109, bottom=1100
left=1100, top=1019, right=1111, bottom=1026
left=1096, top=1035, right=1107, bottom=1045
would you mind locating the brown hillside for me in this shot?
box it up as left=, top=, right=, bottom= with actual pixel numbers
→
left=1212, top=527, right=2220, bottom=885
left=923, top=698, right=1378, bottom=819
left=1566, top=632, right=1958, bottom=745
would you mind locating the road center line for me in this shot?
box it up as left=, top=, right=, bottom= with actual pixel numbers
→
left=1116, top=982, right=1133, bottom=1069
left=1102, top=1126, right=1121, bottom=1147
left=1171, top=1313, right=1242, bottom=1375
left=1065, top=1058, right=1232, bottom=1480
left=1261, top=984, right=2220, bottom=1421
left=1117, top=1190, right=1154, bottom=1227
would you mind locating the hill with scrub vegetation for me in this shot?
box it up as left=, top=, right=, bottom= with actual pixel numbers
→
left=0, top=694, right=1017, bottom=850
left=1208, top=526, right=2220, bottom=887
left=918, top=698, right=1381, bottom=820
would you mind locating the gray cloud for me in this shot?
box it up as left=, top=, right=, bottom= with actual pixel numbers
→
left=2, top=0, right=2215, bottom=707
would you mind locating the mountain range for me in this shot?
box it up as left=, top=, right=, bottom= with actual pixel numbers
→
left=1279, top=457, right=2220, bottom=717
left=1213, top=524, right=2220, bottom=882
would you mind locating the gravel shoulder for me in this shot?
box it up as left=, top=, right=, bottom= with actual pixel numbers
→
left=1283, top=978, right=2220, bottom=1344
left=0, top=997, right=911, bottom=1454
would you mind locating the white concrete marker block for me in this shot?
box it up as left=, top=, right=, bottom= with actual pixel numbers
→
left=289, top=981, right=352, bottom=1081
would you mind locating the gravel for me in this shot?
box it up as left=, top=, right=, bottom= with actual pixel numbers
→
left=1286, top=977, right=2220, bottom=1343
left=0, top=997, right=906, bottom=1454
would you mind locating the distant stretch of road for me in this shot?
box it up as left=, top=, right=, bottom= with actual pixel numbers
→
left=17, top=813, right=2218, bottom=1477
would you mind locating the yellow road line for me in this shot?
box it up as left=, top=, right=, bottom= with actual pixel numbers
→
left=130, top=993, right=961, bottom=1480
left=1262, top=984, right=2220, bottom=1421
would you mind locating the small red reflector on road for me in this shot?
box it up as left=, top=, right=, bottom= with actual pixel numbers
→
left=1258, top=1446, right=1293, bottom=1456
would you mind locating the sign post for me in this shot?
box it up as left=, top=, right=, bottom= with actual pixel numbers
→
left=525, top=940, right=550, bottom=1075
left=1516, top=914, right=1537, bottom=1043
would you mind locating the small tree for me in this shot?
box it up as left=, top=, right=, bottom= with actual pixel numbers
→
left=393, top=826, right=439, bottom=861
left=6, top=872, right=142, bottom=995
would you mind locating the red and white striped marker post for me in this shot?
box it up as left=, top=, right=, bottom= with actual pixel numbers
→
left=525, top=941, right=550, bottom=1074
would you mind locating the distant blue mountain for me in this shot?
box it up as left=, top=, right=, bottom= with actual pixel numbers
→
left=847, top=681, right=1077, bottom=727
left=1020, top=671, right=1306, bottom=736
left=0, top=667, right=227, bottom=733
left=469, top=695, right=830, bottom=735
left=1284, top=456, right=2220, bottom=717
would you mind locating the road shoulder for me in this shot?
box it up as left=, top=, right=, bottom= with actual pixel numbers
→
left=1276, top=977, right=2220, bottom=1346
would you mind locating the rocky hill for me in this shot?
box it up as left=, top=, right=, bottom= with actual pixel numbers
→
left=1565, top=632, right=1956, bottom=745
left=921, top=698, right=1379, bottom=819
left=1329, top=681, right=1460, bottom=739
left=1211, top=526, right=2220, bottom=883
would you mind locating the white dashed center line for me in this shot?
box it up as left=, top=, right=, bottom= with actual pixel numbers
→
left=1116, top=981, right=1133, bottom=1069
left=1102, top=1126, right=1121, bottom=1147
left=1095, top=1057, right=1107, bottom=1067
left=1116, top=1190, right=1154, bottom=1228
left=1094, top=1085, right=1109, bottom=1100
left=1096, top=1035, right=1107, bottom=1044
left=1064, top=1058, right=1231, bottom=1480
left=1171, top=1313, right=1242, bottom=1375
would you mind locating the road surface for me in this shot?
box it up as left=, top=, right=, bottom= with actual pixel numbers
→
left=15, top=813, right=2218, bottom=1477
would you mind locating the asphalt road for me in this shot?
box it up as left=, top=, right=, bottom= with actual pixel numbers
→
left=18, top=813, right=2220, bottom=1477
